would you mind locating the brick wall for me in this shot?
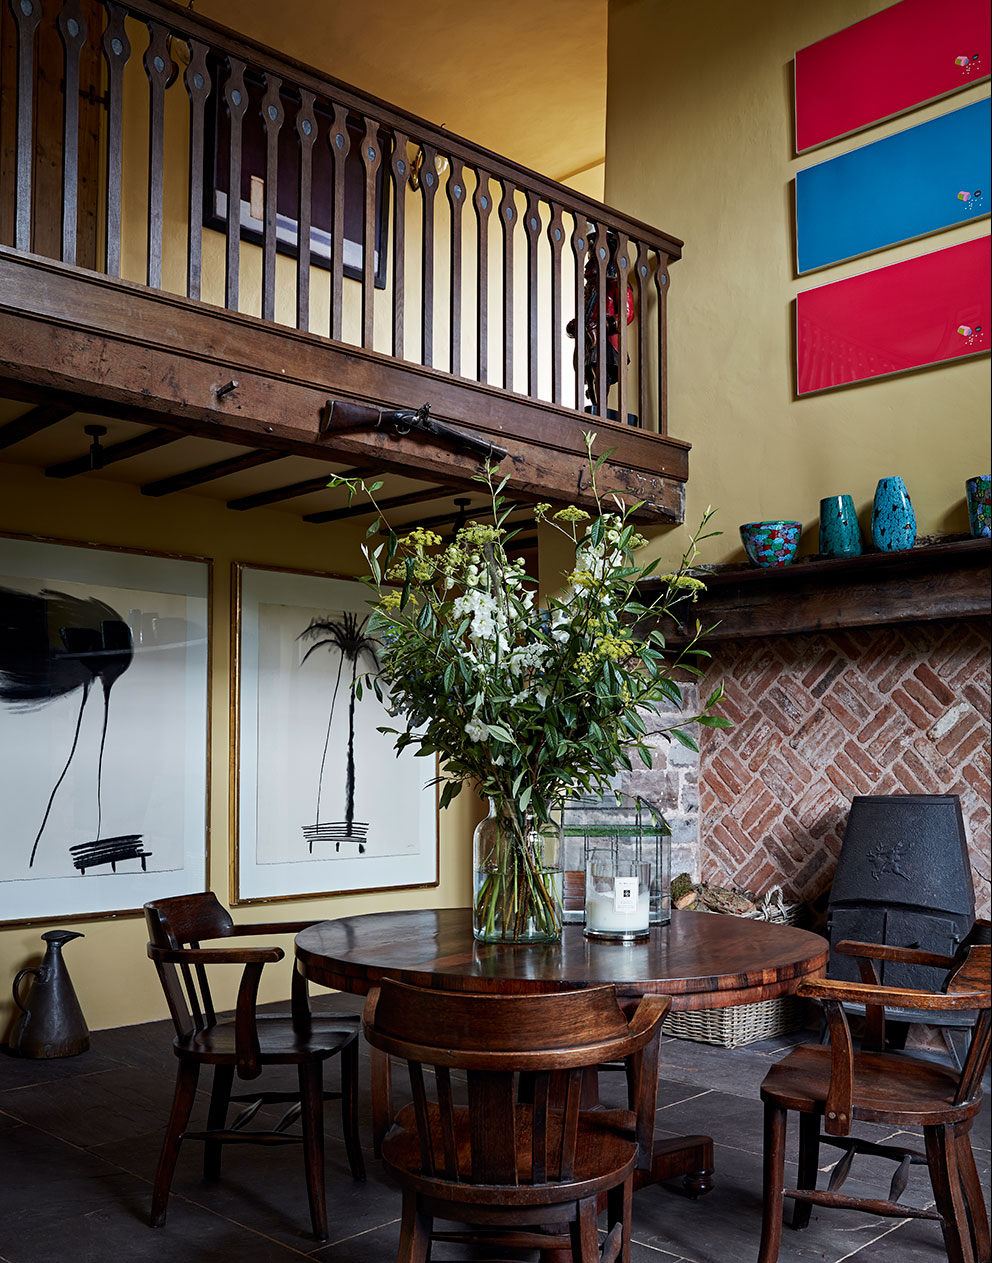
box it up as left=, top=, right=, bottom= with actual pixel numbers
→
left=696, top=618, right=991, bottom=919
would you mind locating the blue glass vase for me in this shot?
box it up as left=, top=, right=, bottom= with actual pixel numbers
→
left=871, top=476, right=916, bottom=551
left=818, top=494, right=862, bottom=558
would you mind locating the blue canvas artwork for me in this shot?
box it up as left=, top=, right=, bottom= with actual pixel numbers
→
left=795, top=98, right=990, bottom=274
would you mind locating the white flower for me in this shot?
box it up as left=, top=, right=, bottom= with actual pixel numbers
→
left=465, top=716, right=488, bottom=742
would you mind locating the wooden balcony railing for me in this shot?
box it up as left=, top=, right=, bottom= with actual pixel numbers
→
left=1, top=0, right=683, bottom=436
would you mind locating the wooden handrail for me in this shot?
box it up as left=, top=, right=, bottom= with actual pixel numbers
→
left=2, top=0, right=685, bottom=439
left=107, top=0, right=685, bottom=260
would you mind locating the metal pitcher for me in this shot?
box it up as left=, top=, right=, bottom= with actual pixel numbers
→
left=9, top=930, right=90, bottom=1057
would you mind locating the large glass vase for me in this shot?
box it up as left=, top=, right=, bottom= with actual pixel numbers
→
left=472, top=799, right=563, bottom=943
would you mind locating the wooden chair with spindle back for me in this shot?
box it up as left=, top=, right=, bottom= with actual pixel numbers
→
left=144, top=892, right=364, bottom=1241
left=756, top=920, right=991, bottom=1263
left=363, top=977, right=670, bottom=1263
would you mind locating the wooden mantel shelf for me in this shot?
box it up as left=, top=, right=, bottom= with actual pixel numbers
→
left=650, top=538, right=991, bottom=643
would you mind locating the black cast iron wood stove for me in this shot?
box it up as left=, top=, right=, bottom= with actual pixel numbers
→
left=827, top=794, right=977, bottom=1039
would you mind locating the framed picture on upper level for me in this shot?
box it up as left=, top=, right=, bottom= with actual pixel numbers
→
left=203, top=61, right=390, bottom=288
left=231, top=562, right=439, bottom=906
left=0, top=533, right=210, bottom=927
left=795, top=0, right=991, bottom=153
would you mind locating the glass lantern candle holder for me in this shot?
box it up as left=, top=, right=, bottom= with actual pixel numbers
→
left=584, top=849, right=651, bottom=939
left=561, top=791, right=671, bottom=930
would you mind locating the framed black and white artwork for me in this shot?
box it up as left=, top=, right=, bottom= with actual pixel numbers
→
left=232, top=562, right=439, bottom=905
left=0, top=534, right=210, bottom=927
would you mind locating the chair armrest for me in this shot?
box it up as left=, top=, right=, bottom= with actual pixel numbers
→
left=229, top=920, right=320, bottom=936
left=798, top=975, right=987, bottom=1011
left=626, top=993, right=671, bottom=1039
left=625, top=995, right=669, bottom=1171
left=147, top=944, right=284, bottom=965
left=834, top=939, right=956, bottom=970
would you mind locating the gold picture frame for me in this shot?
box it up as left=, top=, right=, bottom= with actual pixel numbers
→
left=0, top=531, right=211, bottom=927
left=230, top=561, right=439, bottom=906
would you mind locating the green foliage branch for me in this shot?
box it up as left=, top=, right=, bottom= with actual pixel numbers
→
left=333, top=433, right=730, bottom=937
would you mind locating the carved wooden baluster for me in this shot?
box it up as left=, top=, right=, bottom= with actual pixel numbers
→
left=592, top=224, right=609, bottom=418
left=633, top=241, right=650, bottom=432
left=56, top=0, right=86, bottom=264
left=260, top=73, right=283, bottom=322
left=523, top=191, right=543, bottom=399
left=445, top=156, right=465, bottom=377
left=472, top=168, right=493, bottom=384
left=11, top=0, right=42, bottom=252
left=294, top=89, right=316, bottom=332
left=388, top=130, right=409, bottom=358
left=546, top=202, right=565, bottom=406
left=143, top=22, right=174, bottom=289
left=570, top=214, right=589, bottom=412
left=359, top=117, right=381, bottom=349
left=222, top=58, right=247, bottom=310
left=654, top=250, right=671, bottom=435
left=615, top=234, right=631, bottom=428
left=418, top=140, right=438, bottom=367
left=101, top=2, right=129, bottom=277
left=327, top=103, right=350, bottom=341
left=498, top=179, right=516, bottom=390
left=184, top=41, right=210, bottom=300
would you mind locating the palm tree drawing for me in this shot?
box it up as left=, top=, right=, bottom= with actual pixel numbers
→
left=297, top=612, right=379, bottom=854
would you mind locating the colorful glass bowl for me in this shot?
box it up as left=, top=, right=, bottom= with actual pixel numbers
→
left=739, top=520, right=802, bottom=567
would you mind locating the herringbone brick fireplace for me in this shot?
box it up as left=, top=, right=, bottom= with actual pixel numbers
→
left=697, top=617, right=991, bottom=918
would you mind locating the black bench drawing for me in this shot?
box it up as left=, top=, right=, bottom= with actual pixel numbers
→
left=70, top=835, right=152, bottom=874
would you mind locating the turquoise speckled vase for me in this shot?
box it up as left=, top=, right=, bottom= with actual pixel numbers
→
left=871, top=476, right=916, bottom=551
left=818, top=494, right=862, bottom=558
left=966, top=475, right=991, bottom=538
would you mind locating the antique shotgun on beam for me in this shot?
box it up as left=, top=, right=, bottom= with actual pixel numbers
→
left=320, top=398, right=508, bottom=464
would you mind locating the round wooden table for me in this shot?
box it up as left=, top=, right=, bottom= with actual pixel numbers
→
left=296, top=907, right=828, bottom=1201
left=296, top=906, right=827, bottom=1009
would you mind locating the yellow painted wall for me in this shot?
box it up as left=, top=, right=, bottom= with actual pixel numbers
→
left=606, top=0, right=992, bottom=565
left=0, top=464, right=477, bottom=1034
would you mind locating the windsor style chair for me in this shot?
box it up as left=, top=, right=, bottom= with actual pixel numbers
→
left=363, top=978, right=670, bottom=1263
left=757, top=922, right=991, bottom=1263
left=144, top=892, right=364, bottom=1241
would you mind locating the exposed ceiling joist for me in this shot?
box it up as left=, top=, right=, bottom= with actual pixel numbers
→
left=45, top=428, right=182, bottom=478
left=303, top=485, right=450, bottom=526
left=0, top=404, right=73, bottom=451
left=141, top=449, right=287, bottom=497
left=226, top=467, right=379, bottom=511
left=407, top=507, right=536, bottom=534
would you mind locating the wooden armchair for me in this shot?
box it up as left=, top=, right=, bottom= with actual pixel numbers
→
left=363, top=978, right=670, bottom=1263
left=144, top=892, right=364, bottom=1241
left=757, top=921, right=991, bottom=1263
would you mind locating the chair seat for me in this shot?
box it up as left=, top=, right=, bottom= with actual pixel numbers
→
left=382, top=1103, right=638, bottom=1207
left=176, top=1014, right=360, bottom=1065
left=760, top=1044, right=981, bottom=1127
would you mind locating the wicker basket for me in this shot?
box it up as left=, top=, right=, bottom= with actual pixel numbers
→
left=663, top=886, right=809, bottom=1048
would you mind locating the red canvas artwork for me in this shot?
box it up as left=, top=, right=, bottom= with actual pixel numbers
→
left=795, top=0, right=991, bottom=153
left=796, top=236, right=990, bottom=395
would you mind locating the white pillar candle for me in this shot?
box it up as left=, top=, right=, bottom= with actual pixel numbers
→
left=584, top=874, right=650, bottom=936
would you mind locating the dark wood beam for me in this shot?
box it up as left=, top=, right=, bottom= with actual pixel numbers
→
left=648, top=538, right=992, bottom=643
left=414, top=510, right=537, bottom=533
left=45, top=427, right=181, bottom=478
left=0, top=250, right=689, bottom=523
left=141, top=449, right=287, bottom=496
left=0, top=403, right=73, bottom=450
left=303, top=485, right=449, bottom=525
left=226, top=466, right=378, bottom=511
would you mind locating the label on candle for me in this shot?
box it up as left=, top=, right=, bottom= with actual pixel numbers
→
left=614, top=876, right=638, bottom=913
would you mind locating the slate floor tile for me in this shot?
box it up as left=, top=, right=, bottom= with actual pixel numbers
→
left=0, top=1118, right=310, bottom=1263
left=1, top=1012, right=984, bottom=1263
